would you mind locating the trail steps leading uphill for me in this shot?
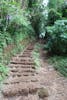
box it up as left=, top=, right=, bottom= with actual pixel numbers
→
left=1, top=43, right=48, bottom=100
left=1, top=42, right=66, bottom=100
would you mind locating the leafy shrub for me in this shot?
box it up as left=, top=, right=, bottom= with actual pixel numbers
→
left=61, top=2, right=67, bottom=18
left=48, top=9, right=62, bottom=25
left=0, top=63, right=9, bottom=81
left=0, top=0, right=34, bottom=45
left=38, top=14, right=48, bottom=38
left=45, top=20, right=67, bottom=55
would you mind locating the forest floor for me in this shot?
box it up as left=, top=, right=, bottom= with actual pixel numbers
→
left=0, top=41, right=67, bottom=100
left=38, top=44, right=67, bottom=100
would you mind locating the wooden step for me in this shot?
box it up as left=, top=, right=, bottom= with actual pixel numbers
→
left=4, top=76, right=38, bottom=84
left=10, top=72, right=36, bottom=77
left=9, top=64, right=35, bottom=69
left=10, top=61, right=35, bottom=65
left=2, top=83, right=41, bottom=97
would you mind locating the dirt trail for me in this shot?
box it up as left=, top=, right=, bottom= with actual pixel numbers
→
left=0, top=42, right=67, bottom=100
left=38, top=46, right=67, bottom=100
left=0, top=43, right=48, bottom=100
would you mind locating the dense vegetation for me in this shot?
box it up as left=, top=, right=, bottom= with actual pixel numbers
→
left=46, top=20, right=67, bottom=54
left=45, top=0, right=67, bottom=76
left=0, top=0, right=67, bottom=81
left=0, top=0, right=34, bottom=81
left=28, top=0, right=67, bottom=76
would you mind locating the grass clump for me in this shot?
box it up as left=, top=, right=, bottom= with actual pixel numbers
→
left=32, top=43, right=43, bottom=69
left=0, top=63, right=9, bottom=82
left=48, top=56, right=67, bottom=77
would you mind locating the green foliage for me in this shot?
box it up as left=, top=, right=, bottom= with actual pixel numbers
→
left=28, top=0, right=46, bottom=38
left=45, top=20, right=67, bottom=55
left=48, top=0, right=58, bottom=9
left=28, top=0, right=36, bottom=8
left=0, top=0, right=35, bottom=82
left=48, top=56, right=67, bottom=77
left=48, top=0, right=64, bottom=10
left=0, top=63, right=9, bottom=82
left=0, top=31, right=13, bottom=47
left=32, top=43, right=42, bottom=69
left=61, top=2, right=67, bottom=18
left=0, top=0, right=34, bottom=42
left=38, top=13, right=48, bottom=38
left=48, top=9, right=62, bottom=25
left=0, top=0, right=34, bottom=52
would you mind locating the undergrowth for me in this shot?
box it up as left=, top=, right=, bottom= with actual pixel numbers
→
left=32, top=43, right=43, bottom=69
left=0, top=0, right=35, bottom=82
left=48, top=56, right=67, bottom=77
left=0, top=64, right=9, bottom=83
left=0, top=38, right=32, bottom=83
